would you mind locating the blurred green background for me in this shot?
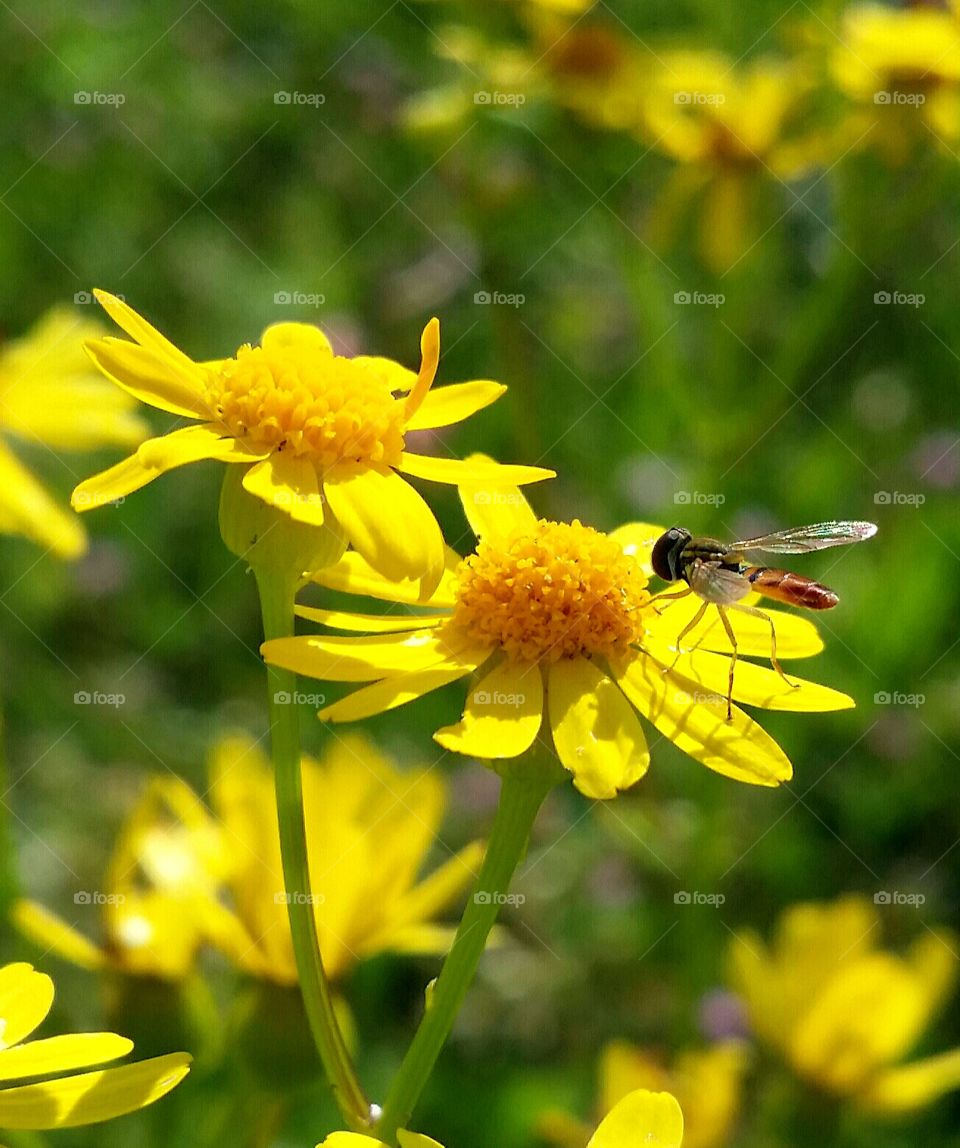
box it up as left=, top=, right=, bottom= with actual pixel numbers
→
left=1, top=1, right=959, bottom=1145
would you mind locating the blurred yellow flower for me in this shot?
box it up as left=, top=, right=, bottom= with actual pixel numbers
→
left=263, top=466, right=852, bottom=800
left=14, top=777, right=232, bottom=980
left=0, top=961, right=189, bottom=1131
left=72, top=292, right=552, bottom=593
left=730, top=895, right=960, bottom=1113
left=640, top=52, right=833, bottom=271
left=318, top=1088, right=683, bottom=1147
left=540, top=1039, right=744, bottom=1148
left=833, top=4, right=960, bottom=152
left=205, top=733, right=483, bottom=984
left=0, top=307, right=145, bottom=558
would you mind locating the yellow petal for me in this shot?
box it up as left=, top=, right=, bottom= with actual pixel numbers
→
left=587, top=1089, right=684, bottom=1148
left=790, top=954, right=929, bottom=1092
left=136, top=424, right=266, bottom=472
left=324, top=465, right=445, bottom=597
left=384, top=841, right=485, bottom=939
left=72, top=453, right=158, bottom=511
left=456, top=453, right=538, bottom=543
left=860, top=1048, right=960, bottom=1114
left=243, top=453, right=325, bottom=525
left=548, top=658, right=650, bottom=799
left=609, top=522, right=667, bottom=578
left=263, top=627, right=477, bottom=682
left=318, top=663, right=479, bottom=722
left=84, top=337, right=211, bottom=419
left=0, top=1050, right=190, bottom=1129
left=0, top=1033, right=132, bottom=1082
left=0, top=440, right=86, bottom=558
left=405, top=380, right=506, bottom=431
left=0, top=964, right=53, bottom=1049
left=397, top=453, right=554, bottom=488
left=645, top=646, right=854, bottom=712
left=92, top=291, right=206, bottom=386
left=312, top=548, right=460, bottom=609
left=404, top=317, right=441, bottom=420
left=351, top=356, right=416, bottom=392
left=318, top=1137, right=385, bottom=1148
left=260, top=322, right=332, bottom=354
left=613, top=652, right=792, bottom=786
left=645, top=596, right=824, bottom=659
left=11, top=902, right=104, bottom=972
left=296, top=606, right=451, bottom=633
left=398, top=1134, right=445, bottom=1148
left=434, top=659, right=543, bottom=757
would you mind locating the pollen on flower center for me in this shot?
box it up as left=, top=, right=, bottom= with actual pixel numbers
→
left=206, top=338, right=407, bottom=468
left=452, top=520, right=652, bottom=662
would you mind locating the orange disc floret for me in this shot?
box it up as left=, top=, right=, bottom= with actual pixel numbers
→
left=452, top=520, right=651, bottom=662
left=206, top=336, right=407, bottom=468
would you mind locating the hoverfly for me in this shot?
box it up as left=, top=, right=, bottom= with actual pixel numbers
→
left=650, top=521, right=877, bottom=720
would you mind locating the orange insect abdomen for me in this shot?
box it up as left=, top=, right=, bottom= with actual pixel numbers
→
left=744, top=567, right=839, bottom=610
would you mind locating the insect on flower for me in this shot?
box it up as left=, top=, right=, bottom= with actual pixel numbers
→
left=650, top=521, right=878, bottom=720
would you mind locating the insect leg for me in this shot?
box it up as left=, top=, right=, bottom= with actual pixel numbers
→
left=728, top=602, right=799, bottom=690
left=716, top=606, right=738, bottom=721
left=649, top=586, right=693, bottom=616
left=665, top=600, right=709, bottom=675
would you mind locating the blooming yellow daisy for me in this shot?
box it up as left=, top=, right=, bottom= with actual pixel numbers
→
left=540, top=1039, right=744, bottom=1148
left=0, top=961, right=189, bottom=1131
left=192, top=733, right=482, bottom=984
left=71, top=292, right=552, bottom=592
left=729, top=896, right=960, bottom=1113
left=318, top=1088, right=684, bottom=1147
left=0, top=306, right=146, bottom=558
left=262, top=466, right=853, bottom=799
left=14, top=777, right=233, bottom=980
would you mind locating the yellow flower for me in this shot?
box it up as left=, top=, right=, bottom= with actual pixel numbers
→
left=640, top=53, right=833, bottom=271
left=0, top=961, right=189, bottom=1131
left=0, top=306, right=146, bottom=558
left=540, top=1040, right=744, bottom=1148
left=203, top=733, right=483, bottom=984
left=833, top=4, right=960, bottom=149
left=72, top=292, right=552, bottom=593
left=14, top=777, right=232, bottom=980
left=318, top=1089, right=683, bottom=1147
left=262, top=468, right=853, bottom=799
left=729, top=896, right=960, bottom=1113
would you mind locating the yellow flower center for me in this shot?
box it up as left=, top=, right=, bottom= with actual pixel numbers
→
left=207, top=338, right=407, bottom=468
left=452, top=520, right=652, bottom=662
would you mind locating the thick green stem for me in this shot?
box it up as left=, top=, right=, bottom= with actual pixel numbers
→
left=255, top=569, right=370, bottom=1131
left=375, top=770, right=552, bottom=1143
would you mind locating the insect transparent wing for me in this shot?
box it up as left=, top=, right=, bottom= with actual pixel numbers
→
left=688, top=562, right=752, bottom=605
left=727, top=521, right=878, bottom=556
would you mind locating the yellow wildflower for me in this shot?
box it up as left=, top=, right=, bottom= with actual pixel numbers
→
left=0, top=307, right=145, bottom=557
left=72, top=292, right=552, bottom=593
left=0, top=961, right=189, bottom=1131
left=262, top=466, right=853, bottom=800
left=14, top=777, right=232, bottom=980
left=204, top=733, right=483, bottom=984
left=540, top=1040, right=744, bottom=1148
left=729, top=895, right=960, bottom=1113
left=640, top=52, right=833, bottom=271
left=833, top=4, right=960, bottom=153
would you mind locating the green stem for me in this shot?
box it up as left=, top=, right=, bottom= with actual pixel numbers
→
left=375, top=770, right=552, bottom=1143
left=255, top=569, right=370, bottom=1131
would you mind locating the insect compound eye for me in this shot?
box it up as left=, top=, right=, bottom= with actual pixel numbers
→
left=651, top=530, right=678, bottom=581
